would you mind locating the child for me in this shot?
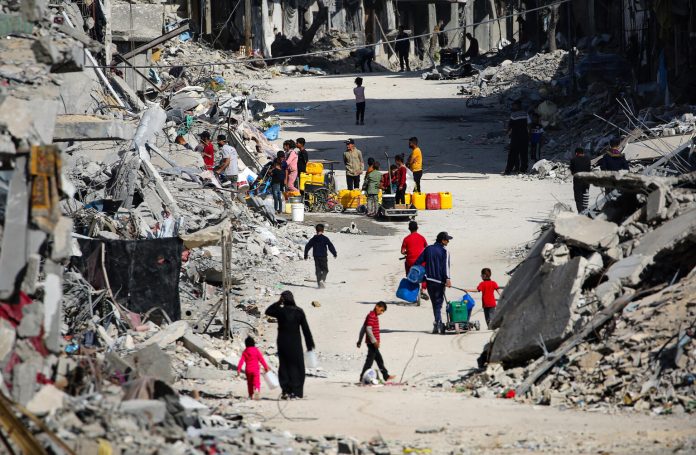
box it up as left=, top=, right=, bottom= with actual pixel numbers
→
left=304, top=224, right=337, bottom=288
left=465, top=268, right=502, bottom=329
left=270, top=158, right=285, bottom=213
left=353, top=77, right=365, bottom=125
left=529, top=113, right=544, bottom=162
left=362, top=160, right=381, bottom=217
left=357, top=302, right=395, bottom=383
left=237, top=336, right=270, bottom=400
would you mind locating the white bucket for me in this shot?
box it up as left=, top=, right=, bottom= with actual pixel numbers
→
left=304, top=350, right=318, bottom=368
left=291, top=203, right=305, bottom=222
left=263, top=370, right=279, bottom=389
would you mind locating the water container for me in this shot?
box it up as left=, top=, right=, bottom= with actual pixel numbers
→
left=311, top=173, right=325, bottom=185
left=407, top=265, right=426, bottom=284
left=447, top=301, right=469, bottom=323
left=299, top=173, right=311, bottom=191
left=396, top=278, right=420, bottom=303
left=381, top=194, right=395, bottom=209
left=304, top=350, right=318, bottom=368
left=405, top=193, right=411, bottom=205
left=284, top=201, right=293, bottom=214
left=412, top=192, right=426, bottom=210
left=291, top=203, right=305, bottom=222
left=306, top=162, right=323, bottom=175
left=439, top=192, right=453, bottom=210
left=426, top=193, right=441, bottom=210
left=263, top=370, right=280, bottom=389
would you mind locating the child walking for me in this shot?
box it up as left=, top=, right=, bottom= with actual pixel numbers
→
left=270, top=158, right=285, bottom=213
left=237, top=336, right=270, bottom=400
left=304, top=224, right=337, bottom=288
left=465, top=268, right=502, bottom=329
left=353, top=77, right=365, bottom=125
left=357, top=302, right=395, bottom=383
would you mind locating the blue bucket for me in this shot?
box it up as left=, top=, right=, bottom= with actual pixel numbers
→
left=407, top=265, right=426, bottom=284
left=396, top=278, right=420, bottom=303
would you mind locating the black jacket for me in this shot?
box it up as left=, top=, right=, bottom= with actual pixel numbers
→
left=304, top=234, right=337, bottom=259
left=598, top=153, right=629, bottom=171
left=570, top=155, right=591, bottom=175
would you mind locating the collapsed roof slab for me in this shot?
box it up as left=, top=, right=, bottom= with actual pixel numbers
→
left=53, top=114, right=136, bottom=142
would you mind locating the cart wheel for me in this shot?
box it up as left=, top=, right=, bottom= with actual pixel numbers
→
left=474, top=321, right=481, bottom=331
left=333, top=203, right=344, bottom=213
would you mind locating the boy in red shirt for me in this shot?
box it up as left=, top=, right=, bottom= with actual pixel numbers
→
left=356, top=302, right=395, bottom=383
left=401, top=221, right=429, bottom=299
left=466, top=268, right=502, bottom=329
left=237, top=336, right=270, bottom=400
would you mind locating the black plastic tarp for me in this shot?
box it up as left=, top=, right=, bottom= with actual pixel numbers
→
left=75, top=238, right=183, bottom=322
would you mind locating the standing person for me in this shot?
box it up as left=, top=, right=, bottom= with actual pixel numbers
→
left=283, top=140, right=299, bottom=192
left=427, top=23, right=440, bottom=69
left=237, top=336, right=270, bottom=400
left=464, top=268, right=502, bottom=329
left=214, top=134, right=239, bottom=185
left=406, top=137, right=423, bottom=193
left=343, top=138, right=364, bottom=190
left=504, top=100, right=529, bottom=175
left=394, top=154, right=408, bottom=204
left=304, top=223, right=337, bottom=288
left=463, top=32, right=479, bottom=59
left=395, top=26, right=411, bottom=72
left=528, top=113, right=544, bottom=162
left=353, top=78, right=366, bottom=125
left=296, top=138, right=309, bottom=175
left=265, top=291, right=315, bottom=399
left=380, top=164, right=397, bottom=194
left=362, top=160, right=381, bottom=217
left=598, top=138, right=630, bottom=171
left=197, top=131, right=215, bottom=171
left=415, top=232, right=453, bottom=334
left=270, top=158, right=285, bottom=213
left=401, top=221, right=428, bottom=300
left=569, top=147, right=591, bottom=213
left=356, top=302, right=395, bottom=383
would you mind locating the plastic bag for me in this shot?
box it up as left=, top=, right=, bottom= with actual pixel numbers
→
left=362, top=369, right=378, bottom=385
left=263, top=124, right=281, bottom=140
left=304, top=350, right=318, bottom=368
left=263, top=371, right=279, bottom=389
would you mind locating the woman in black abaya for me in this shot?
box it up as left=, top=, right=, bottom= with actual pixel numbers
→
left=265, top=291, right=315, bottom=399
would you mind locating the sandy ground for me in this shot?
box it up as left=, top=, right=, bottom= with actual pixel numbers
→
left=230, top=73, right=695, bottom=453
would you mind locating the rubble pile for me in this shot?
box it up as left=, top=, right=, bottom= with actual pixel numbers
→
left=452, top=170, right=696, bottom=413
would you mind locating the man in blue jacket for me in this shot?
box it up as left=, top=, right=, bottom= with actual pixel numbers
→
left=415, top=232, right=452, bottom=334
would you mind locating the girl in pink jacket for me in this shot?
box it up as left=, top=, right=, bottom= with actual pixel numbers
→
left=237, top=336, right=270, bottom=399
left=284, top=140, right=299, bottom=192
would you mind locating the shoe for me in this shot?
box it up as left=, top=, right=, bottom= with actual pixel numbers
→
left=385, top=375, right=396, bottom=381
left=420, top=292, right=430, bottom=301
left=439, top=322, right=446, bottom=335
left=318, top=281, right=325, bottom=289
left=432, top=324, right=439, bottom=334
left=253, top=392, right=260, bottom=400
left=281, top=393, right=289, bottom=400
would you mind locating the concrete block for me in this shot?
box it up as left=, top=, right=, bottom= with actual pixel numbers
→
left=489, top=257, right=587, bottom=365
left=179, top=395, right=210, bottom=415
left=21, top=253, right=41, bottom=294
left=646, top=188, right=667, bottom=221
left=0, top=319, right=16, bottom=363
left=595, top=279, right=622, bottom=307
left=0, top=155, right=29, bottom=300
left=606, top=254, right=651, bottom=286
left=17, top=299, right=43, bottom=338
left=632, top=208, right=696, bottom=257
left=43, top=260, right=63, bottom=353
left=0, top=96, right=58, bottom=144
left=12, top=360, right=41, bottom=405
left=181, top=331, right=226, bottom=366
left=111, top=3, right=165, bottom=42
left=126, top=344, right=174, bottom=383
left=119, top=399, right=167, bottom=423
left=184, top=366, right=230, bottom=381
left=139, top=320, right=188, bottom=349
left=26, top=384, right=66, bottom=416
left=32, top=36, right=85, bottom=73
left=53, top=115, right=136, bottom=142
left=554, top=212, right=619, bottom=250
left=51, top=217, right=74, bottom=260
left=20, top=0, right=47, bottom=21
left=104, top=352, right=134, bottom=377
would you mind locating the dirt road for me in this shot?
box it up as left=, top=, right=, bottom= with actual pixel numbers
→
left=234, top=73, right=696, bottom=453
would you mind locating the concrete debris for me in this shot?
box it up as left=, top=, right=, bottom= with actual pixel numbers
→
left=26, top=384, right=66, bottom=416
left=464, top=166, right=696, bottom=414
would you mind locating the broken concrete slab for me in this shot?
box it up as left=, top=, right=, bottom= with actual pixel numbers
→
left=594, top=279, right=623, bottom=307
left=605, top=255, right=652, bottom=286
left=119, top=399, right=167, bottom=424
left=31, top=36, right=85, bottom=73
left=53, top=114, right=136, bottom=142
left=0, top=319, right=16, bottom=363
left=111, top=3, right=165, bottom=42
left=20, top=0, right=47, bottom=22
left=139, top=320, right=188, bottom=349
left=646, top=188, right=668, bottom=222
left=12, top=359, right=41, bottom=405
left=554, top=212, right=619, bottom=250
left=0, top=155, right=29, bottom=300
left=17, top=299, right=43, bottom=338
left=623, top=134, right=695, bottom=161
left=633, top=207, right=696, bottom=257
left=43, top=260, right=63, bottom=353
left=125, top=344, right=174, bottom=384
left=26, top=384, right=66, bottom=416
left=489, top=257, right=587, bottom=365
left=0, top=96, right=58, bottom=144
left=574, top=171, right=679, bottom=193
left=181, top=330, right=226, bottom=366
left=179, top=395, right=210, bottom=415
left=492, top=228, right=557, bottom=329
